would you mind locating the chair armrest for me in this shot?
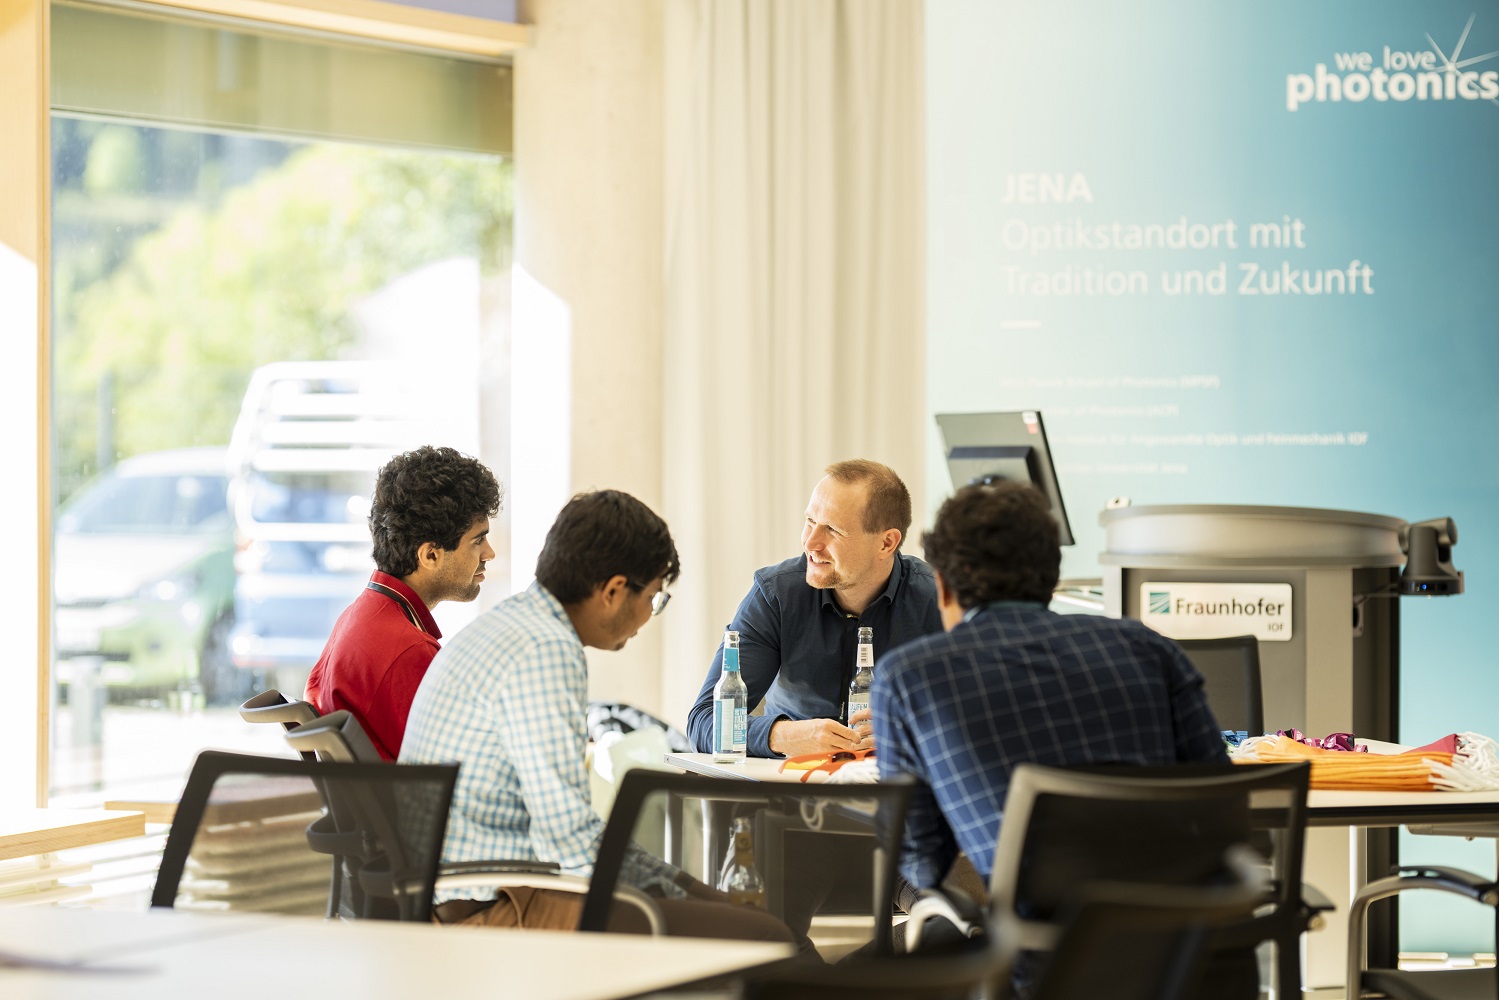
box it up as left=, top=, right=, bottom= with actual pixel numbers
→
left=1368, top=867, right=1499, bottom=904
left=1299, top=880, right=1335, bottom=931
left=1408, top=822, right=1499, bottom=839
left=431, top=869, right=667, bottom=935
left=1300, top=881, right=1335, bottom=914
left=434, top=870, right=594, bottom=895
left=1347, top=864, right=1499, bottom=991
left=904, top=887, right=987, bottom=953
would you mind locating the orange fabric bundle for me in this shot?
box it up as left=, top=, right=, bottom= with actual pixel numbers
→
left=1243, top=735, right=1455, bottom=790
left=777, top=748, right=874, bottom=783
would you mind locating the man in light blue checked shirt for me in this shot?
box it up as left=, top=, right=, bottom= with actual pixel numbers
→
left=402, top=489, right=793, bottom=945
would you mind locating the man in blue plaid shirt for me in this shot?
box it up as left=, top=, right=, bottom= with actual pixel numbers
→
left=402, top=490, right=792, bottom=944
left=872, top=482, right=1228, bottom=891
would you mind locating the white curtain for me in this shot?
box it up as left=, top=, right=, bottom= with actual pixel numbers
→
left=660, top=0, right=926, bottom=726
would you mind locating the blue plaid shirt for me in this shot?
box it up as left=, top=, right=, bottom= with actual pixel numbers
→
left=872, top=602, right=1228, bottom=889
left=400, top=581, right=682, bottom=901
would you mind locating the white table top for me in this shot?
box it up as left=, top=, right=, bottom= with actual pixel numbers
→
left=1305, top=787, right=1499, bottom=827
left=665, top=752, right=829, bottom=782
left=0, top=906, right=794, bottom=1000
left=666, top=752, right=1499, bottom=828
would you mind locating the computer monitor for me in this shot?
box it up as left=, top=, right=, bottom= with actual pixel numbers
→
left=935, top=410, right=1074, bottom=546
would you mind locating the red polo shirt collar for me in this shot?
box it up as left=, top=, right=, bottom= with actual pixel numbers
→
left=370, top=570, right=443, bottom=639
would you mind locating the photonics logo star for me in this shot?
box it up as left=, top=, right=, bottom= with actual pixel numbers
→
left=1428, top=14, right=1499, bottom=108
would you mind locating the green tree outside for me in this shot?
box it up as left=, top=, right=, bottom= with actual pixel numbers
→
left=53, top=135, right=512, bottom=502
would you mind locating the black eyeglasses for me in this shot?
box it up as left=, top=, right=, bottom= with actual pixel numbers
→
left=627, top=581, right=671, bottom=616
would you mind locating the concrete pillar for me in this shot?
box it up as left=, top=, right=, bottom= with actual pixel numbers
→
left=512, top=0, right=668, bottom=715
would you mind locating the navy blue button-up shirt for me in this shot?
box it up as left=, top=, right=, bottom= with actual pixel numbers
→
left=687, top=552, right=942, bottom=757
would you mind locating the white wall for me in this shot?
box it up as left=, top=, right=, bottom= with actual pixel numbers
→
left=0, top=0, right=48, bottom=808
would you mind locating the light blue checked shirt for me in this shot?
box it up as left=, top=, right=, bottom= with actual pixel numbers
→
left=400, top=581, right=683, bottom=902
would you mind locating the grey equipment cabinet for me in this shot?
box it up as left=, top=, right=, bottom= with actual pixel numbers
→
left=1099, top=503, right=1406, bottom=993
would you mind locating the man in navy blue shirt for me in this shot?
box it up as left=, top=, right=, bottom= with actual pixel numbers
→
left=685, top=460, right=942, bottom=955
left=873, top=481, right=1228, bottom=891
left=687, top=459, right=942, bottom=758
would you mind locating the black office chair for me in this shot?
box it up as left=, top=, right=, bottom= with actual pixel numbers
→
left=900, top=761, right=1311, bottom=1000
left=585, top=768, right=914, bottom=948
left=152, top=749, right=457, bottom=921
left=1133, top=641, right=1334, bottom=994
left=1346, top=865, right=1498, bottom=1000
left=239, top=689, right=321, bottom=761
left=1023, top=858, right=1271, bottom=1000
left=736, top=872, right=1266, bottom=1000
left=735, top=782, right=1271, bottom=1000
left=1175, top=635, right=1264, bottom=736
left=238, top=690, right=355, bottom=908
left=283, top=710, right=666, bottom=930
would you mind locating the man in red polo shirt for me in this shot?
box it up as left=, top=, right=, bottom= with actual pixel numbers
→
left=306, top=445, right=502, bottom=760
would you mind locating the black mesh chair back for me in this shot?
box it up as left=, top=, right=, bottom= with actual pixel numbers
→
left=1029, top=860, right=1270, bottom=1000
left=991, top=761, right=1310, bottom=1000
left=735, top=844, right=1267, bottom=1000
left=152, top=750, right=457, bottom=922
left=585, top=769, right=913, bottom=952
left=239, top=690, right=321, bottom=761
left=1175, top=635, right=1264, bottom=736
left=289, top=710, right=664, bottom=927
left=277, top=712, right=407, bottom=918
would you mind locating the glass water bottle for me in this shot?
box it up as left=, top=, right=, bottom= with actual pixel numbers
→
left=712, top=629, right=748, bottom=763
left=846, top=625, right=875, bottom=727
left=717, top=816, right=766, bottom=909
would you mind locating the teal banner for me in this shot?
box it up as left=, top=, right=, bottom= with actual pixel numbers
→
left=927, top=0, right=1499, bottom=947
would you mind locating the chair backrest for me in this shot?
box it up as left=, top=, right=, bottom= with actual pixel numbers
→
left=585, top=769, right=914, bottom=953
left=1174, top=635, right=1264, bottom=736
left=991, top=761, right=1309, bottom=956
left=240, top=690, right=322, bottom=761
left=278, top=712, right=400, bottom=919
left=1029, top=854, right=1270, bottom=1000
left=152, top=750, right=458, bottom=921
left=736, top=846, right=1268, bottom=1000
left=283, top=709, right=385, bottom=763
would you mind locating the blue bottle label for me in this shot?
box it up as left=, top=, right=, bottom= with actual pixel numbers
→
left=714, top=699, right=746, bottom=754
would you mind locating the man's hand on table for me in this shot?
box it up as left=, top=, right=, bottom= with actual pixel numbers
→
left=847, top=708, right=875, bottom=749
left=768, top=717, right=874, bottom=757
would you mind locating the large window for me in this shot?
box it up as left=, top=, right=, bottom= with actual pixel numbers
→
left=49, top=3, right=513, bottom=805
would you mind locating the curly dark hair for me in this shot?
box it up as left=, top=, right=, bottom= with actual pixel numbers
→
left=535, top=490, right=681, bottom=604
left=370, top=446, right=502, bottom=578
left=922, top=481, right=1060, bottom=607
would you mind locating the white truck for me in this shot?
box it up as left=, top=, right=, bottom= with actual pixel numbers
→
left=225, top=361, right=469, bottom=695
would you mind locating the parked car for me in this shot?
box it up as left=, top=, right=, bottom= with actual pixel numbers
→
left=53, top=447, right=246, bottom=703
left=226, top=361, right=441, bottom=697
